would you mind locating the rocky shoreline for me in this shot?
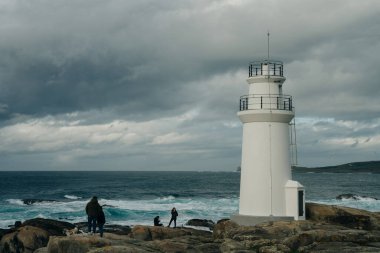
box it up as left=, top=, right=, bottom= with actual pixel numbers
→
left=1, top=203, right=380, bottom=253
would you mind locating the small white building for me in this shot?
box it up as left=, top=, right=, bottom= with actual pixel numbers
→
left=232, top=60, right=305, bottom=226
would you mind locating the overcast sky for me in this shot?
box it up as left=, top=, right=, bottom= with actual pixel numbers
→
left=0, top=0, right=379, bottom=171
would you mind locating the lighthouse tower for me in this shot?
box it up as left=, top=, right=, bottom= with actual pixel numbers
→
left=232, top=59, right=305, bottom=225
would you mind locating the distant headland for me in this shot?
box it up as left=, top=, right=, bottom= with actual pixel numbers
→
left=292, top=160, right=380, bottom=173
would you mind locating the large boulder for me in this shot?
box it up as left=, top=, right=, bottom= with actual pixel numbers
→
left=45, top=232, right=217, bottom=253
left=212, top=216, right=380, bottom=252
left=151, top=234, right=219, bottom=253
left=130, top=225, right=211, bottom=241
left=149, top=226, right=193, bottom=241
left=0, top=218, right=76, bottom=253
left=306, top=202, right=380, bottom=230
left=47, top=235, right=110, bottom=253
left=21, top=199, right=58, bottom=205
left=151, top=240, right=193, bottom=253
left=219, top=238, right=247, bottom=252
left=74, top=222, right=131, bottom=235
left=2, top=203, right=379, bottom=253
left=33, top=247, right=48, bottom=253
left=22, top=218, right=75, bottom=236
left=0, top=226, right=49, bottom=253
left=213, top=220, right=240, bottom=239
left=0, top=229, right=10, bottom=241
left=87, top=245, right=152, bottom=253
left=302, top=242, right=380, bottom=253
left=0, top=218, right=75, bottom=253
left=130, top=226, right=151, bottom=241
left=185, top=219, right=215, bottom=230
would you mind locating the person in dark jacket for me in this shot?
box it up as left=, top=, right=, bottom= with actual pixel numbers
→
left=154, top=216, right=163, bottom=226
left=97, top=206, right=106, bottom=237
left=85, top=196, right=101, bottom=233
left=168, top=207, right=178, bottom=228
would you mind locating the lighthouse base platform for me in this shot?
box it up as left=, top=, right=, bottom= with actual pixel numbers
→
left=231, top=214, right=294, bottom=226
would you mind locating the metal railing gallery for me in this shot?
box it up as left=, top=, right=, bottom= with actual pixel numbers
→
left=248, top=61, right=284, bottom=77
left=239, top=94, right=293, bottom=111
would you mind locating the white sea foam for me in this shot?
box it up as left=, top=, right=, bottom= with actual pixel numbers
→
left=183, top=225, right=212, bottom=231
left=64, top=195, right=82, bottom=200
left=98, top=197, right=237, bottom=214
left=0, top=220, right=18, bottom=229
left=6, top=199, right=25, bottom=206
left=314, top=198, right=380, bottom=212
left=1, top=196, right=234, bottom=228
left=337, top=194, right=378, bottom=201
left=352, top=196, right=378, bottom=201
left=36, top=213, right=47, bottom=219
left=157, top=195, right=176, bottom=201
left=4, top=194, right=378, bottom=230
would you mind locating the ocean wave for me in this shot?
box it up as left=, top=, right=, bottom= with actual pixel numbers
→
left=157, top=195, right=176, bottom=201
left=314, top=198, right=380, bottom=212
left=64, top=195, right=82, bottom=200
left=22, top=199, right=58, bottom=205
left=355, top=196, right=378, bottom=201
left=6, top=198, right=59, bottom=206
left=183, top=225, right=212, bottom=231
left=336, top=194, right=378, bottom=201
left=0, top=219, right=18, bottom=229
left=6, top=199, right=25, bottom=206
left=2, top=196, right=238, bottom=228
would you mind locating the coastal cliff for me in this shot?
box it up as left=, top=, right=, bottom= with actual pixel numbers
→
left=1, top=203, right=380, bottom=253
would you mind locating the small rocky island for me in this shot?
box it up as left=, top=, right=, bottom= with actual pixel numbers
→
left=1, top=203, right=380, bottom=253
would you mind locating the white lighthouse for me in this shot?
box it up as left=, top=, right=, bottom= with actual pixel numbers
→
left=232, top=59, right=305, bottom=225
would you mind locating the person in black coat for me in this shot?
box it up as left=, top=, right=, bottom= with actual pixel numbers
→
left=97, top=206, right=106, bottom=237
left=168, top=207, right=178, bottom=228
left=154, top=216, right=163, bottom=226
left=86, top=196, right=102, bottom=233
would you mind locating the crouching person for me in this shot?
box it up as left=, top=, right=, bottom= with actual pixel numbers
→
left=154, top=216, right=163, bottom=226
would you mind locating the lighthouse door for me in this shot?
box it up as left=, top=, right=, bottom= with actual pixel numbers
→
left=298, top=190, right=304, bottom=217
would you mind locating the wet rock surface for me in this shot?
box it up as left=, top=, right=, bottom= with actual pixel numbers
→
left=75, top=222, right=132, bottom=235
left=23, top=218, right=75, bottom=236
left=0, top=203, right=380, bottom=252
left=306, top=202, right=380, bottom=230
left=21, top=199, right=58, bottom=205
left=0, top=226, right=49, bottom=253
left=185, top=219, right=215, bottom=230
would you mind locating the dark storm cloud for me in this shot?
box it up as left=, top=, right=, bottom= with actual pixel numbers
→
left=0, top=1, right=286, bottom=119
left=0, top=1, right=198, bottom=119
left=1, top=0, right=379, bottom=123
left=0, top=0, right=380, bottom=170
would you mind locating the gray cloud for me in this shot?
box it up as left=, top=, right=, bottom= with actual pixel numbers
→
left=0, top=0, right=380, bottom=170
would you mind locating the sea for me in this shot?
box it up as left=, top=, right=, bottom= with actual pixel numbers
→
left=0, top=171, right=379, bottom=229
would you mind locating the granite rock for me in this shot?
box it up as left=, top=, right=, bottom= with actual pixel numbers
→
left=45, top=229, right=215, bottom=253
left=22, top=218, right=75, bottom=236
left=1, top=203, right=379, bottom=253
left=74, top=222, right=132, bottom=235
left=212, top=203, right=380, bottom=252
left=130, top=225, right=211, bottom=241
left=186, top=219, right=215, bottom=230
left=0, top=226, right=49, bottom=253
left=306, top=202, right=380, bottom=230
